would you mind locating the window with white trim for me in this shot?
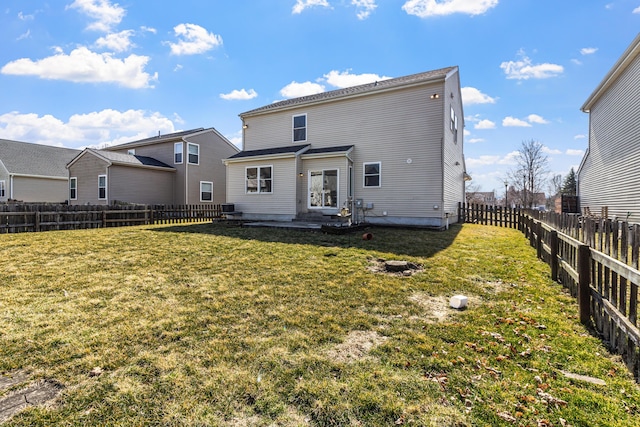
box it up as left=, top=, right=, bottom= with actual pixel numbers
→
left=450, top=105, right=458, bottom=143
left=174, top=142, right=183, bottom=164
left=0, top=180, right=5, bottom=198
left=363, top=162, right=381, bottom=188
left=200, top=181, right=213, bottom=202
left=293, top=114, right=307, bottom=142
left=69, top=177, right=77, bottom=200
left=127, top=149, right=135, bottom=155
left=246, top=166, right=273, bottom=194
left=188, top=143, right=199, bottom=165
left=98, top=175, right=107, bottom=200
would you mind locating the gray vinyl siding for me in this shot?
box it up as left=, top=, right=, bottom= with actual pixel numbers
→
left=11, top=176, right=69, bottom=203
left=579, top=53, right=640, bottom=222
left=242, top=82, right=447, bottom=220
left=443, top=70, right=465, bottom=222
left=68, top=154, right=109, bottom=205
left=226, top=158, right=297, bottom=219
left=109, top=165, right=175, bottom=205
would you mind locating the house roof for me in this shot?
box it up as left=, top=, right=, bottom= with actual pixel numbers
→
left=105, top=128, right=206, bottom=149
left=303, top=145, right=354, bottom=155
left=0, top=138, right=80, bottom=178
left=240, top=66, right=457, bottom=117
left=581, top=32, right=640, bottom=112
left=226, top=144, right=311, bottom=161
left=67, top=149, right=175, bottom=171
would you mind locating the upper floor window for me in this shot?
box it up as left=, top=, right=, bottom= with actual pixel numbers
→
left=293, top=114, right=307, bottom=142
left=98, top=175, right=107, bottom=200
left=174, top=142, right=183, bottom=164
left=246, top=166, right=273, bottom=194
left=200, top=181, right=213, bottom=202
left=69, top=177, right=77, bottom=200
left=363, top=162, right=381, bottom=188
left=127, top=149, right=135, bottom=155
left=450, top=106, right=458, bottom=143
left=0, top=180, right=5, bottom=198
left=188, top=143, right=199, bottom=165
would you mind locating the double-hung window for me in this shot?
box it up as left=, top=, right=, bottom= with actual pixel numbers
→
left=0, top=180, right=5, bottom=198
left=69, top=177, right=77, bottom=200
left=174, top=142, right=183, bottom=164
left=98, top=175, right=107, bottom=200
left=293, top=114, right=307, bottom=142
left=188, top=143, right=199, bottom=165
left=200, top=181, right=213, bottom=202
left=363, top=162, right=381, bottom=188
left=246, top=166, right=273, bottom=194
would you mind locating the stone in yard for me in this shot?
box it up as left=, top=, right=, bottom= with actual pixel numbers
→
left=449, top=295, right=468, bottom=309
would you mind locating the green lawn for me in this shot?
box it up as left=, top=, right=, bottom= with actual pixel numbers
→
left=0, top=223, right=638, bottom=426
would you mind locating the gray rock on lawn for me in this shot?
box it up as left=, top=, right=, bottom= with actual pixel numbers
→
left=384, top=260, right=418, bottom=272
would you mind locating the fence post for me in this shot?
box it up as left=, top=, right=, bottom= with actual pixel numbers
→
left=550, top=230, right=558, bottom=282
left=536, top=221, right=542, bottom=259
left=102, top=209, right=107, bottom=228
left=35, top=211, right=40, bottom=232
left=578, top=244, right=592, bottom=325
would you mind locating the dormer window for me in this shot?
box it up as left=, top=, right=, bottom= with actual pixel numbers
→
left=293, top=114, right=307, bottom=142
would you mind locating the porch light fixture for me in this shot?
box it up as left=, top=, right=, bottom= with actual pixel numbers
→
left=298, top=172, right=304, bottom=177
left=242, top=124, right=248, bottom=129
left=430, top=93, right=439, bottom=99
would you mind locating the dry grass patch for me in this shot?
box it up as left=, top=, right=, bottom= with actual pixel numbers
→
left=325, top=330, right=388, bottom=363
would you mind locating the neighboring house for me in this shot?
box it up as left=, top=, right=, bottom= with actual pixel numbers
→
left=578, top=33, right=640, bottom=222
left=224, top=67, right=466, bottom=228
left=466, top=191, right=496, bottom=205
left=67, top=128, right=239, bottom=206
left=0, top=138, right=79, bottom=203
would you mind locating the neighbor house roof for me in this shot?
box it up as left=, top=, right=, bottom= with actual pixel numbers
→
left=240, top=66, right=457, bottom=117
left=0, top=138, right=80, bottom=178
left=67, top=149, right=175, bottom=171
left=581, top=32, right=640, bottom=112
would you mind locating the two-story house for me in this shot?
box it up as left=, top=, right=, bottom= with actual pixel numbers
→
left=67, top=128, right=239, bottom=205
left=224, top=67, right=466, bottom=228
left=578, top=33, right=640, bottom=222
left=0, top=138, right=80, bottom=203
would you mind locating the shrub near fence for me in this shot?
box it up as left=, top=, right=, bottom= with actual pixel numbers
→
left=459, top=203, right=640, bottom=382
left=0, top=204, right=222, bottom=233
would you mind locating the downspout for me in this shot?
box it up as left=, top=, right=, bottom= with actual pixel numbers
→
left=9, top=174, right=14, bottom=199
left=184, top=139, right=189, bottom=204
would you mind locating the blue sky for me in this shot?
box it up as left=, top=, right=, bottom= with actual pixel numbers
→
left=1, top=1, right=639, bottom=193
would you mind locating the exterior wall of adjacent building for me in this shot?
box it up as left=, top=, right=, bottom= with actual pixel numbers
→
left=8, top=176, right=69, bottom=203
left=236, top=77, right=465, bottom=227
left=68, top=154, right=109, bottom=205
left=0, top=161, right=9, bottom=202
left=108, top=165, right=175, bottom=205
left=578, top=47, right=640, bottom=223
left=442, top=69, right=465, bottom=224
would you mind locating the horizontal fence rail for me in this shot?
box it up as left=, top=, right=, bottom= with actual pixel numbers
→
left=459, top=203, right=640, bottom=382
left=0, top=204, right=223, bottom=233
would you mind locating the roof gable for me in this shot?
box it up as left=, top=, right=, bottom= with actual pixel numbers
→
left=105, top=128, right=206, bottom=150
left=67, top=149, right=175, bottom=171
left=0, top=139, right=80, bottom=178
left=240, top=66, right=457, bottom=117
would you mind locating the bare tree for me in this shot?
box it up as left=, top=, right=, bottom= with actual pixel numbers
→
left=465, top=180, right=482, bottom=204
left=549, top=174, right=562, bottom=197
left=507, top=140, right=549, bottom=208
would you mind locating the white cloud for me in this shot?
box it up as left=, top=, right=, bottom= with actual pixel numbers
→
left=502, top=116, right=531, bottom=127
left=527, top=114, right=549, bottom=124
left=95, top=30, right=134, bottom=52
left=465, top=155, right=501, bottom=168
left=17, top=29, right=31, bottom=41
left=467, top=138, right=485, bottom=144
left=1, top=46, right=157, bottom=89
left=580, top=47, right=598, bottom=55
left=168, top=23, right=223, bottom=55
left=571, top=59, right=582, bottom=65
left=67, top=0, right=126, bottom=32
left=475, top=119, right=495, bottom=129
left=280, top=81, right=326, bottom=98
left=574, top=134, right=586, bottom=140
left=140, top=26, right=157, bottom=34
left=292, top=0, right=331, bottom=14
left=566, top=149, right=585, bottom=156
left=18, top=11, right=35, bottom=21
left=461, top=86, right=496, bottom=105
left=352, top=0, right=377, bottom=19
left=225, top=130, right=243, bottom=149
left=542, top=146, right=562, bottom=155
left=500, top=50, right=564, bottom=80
left=220, top=88, right=258, bottom=100
left=634, top=6, right=640, bottom=14
left=402, top=0, right=499, bottom=17
left=463, top=129, right=471, bottom=136
left=0, top=109, right=175, bottom=147
left=323, top=69, right=391, bottom=88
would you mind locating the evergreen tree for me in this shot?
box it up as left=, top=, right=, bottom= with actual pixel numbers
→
left=561, top=168, right=577, bottom=195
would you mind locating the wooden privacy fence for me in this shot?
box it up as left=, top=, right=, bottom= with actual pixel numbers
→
left=0, top=204, right=222, bottom=233
left=459, top=203, right=640, bottom=381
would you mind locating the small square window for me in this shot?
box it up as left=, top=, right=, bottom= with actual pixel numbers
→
left=127, top=149, right=135, bottom=155
left=246, top=166, right=273, bottom=194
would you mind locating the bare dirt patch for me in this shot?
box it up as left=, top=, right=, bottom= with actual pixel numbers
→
left=0, top=377, right=64, bottom=423
left=326, top=330, right=388, bottom=363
